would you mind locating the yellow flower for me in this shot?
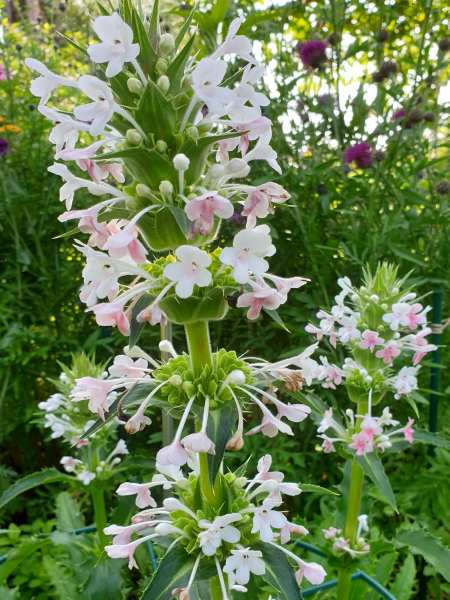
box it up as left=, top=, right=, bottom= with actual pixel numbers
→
left=5, top=124, right=22, bottom=133
left=0, top=116, right=5, bottom=123
left=0, top=126, right=5, bottom=133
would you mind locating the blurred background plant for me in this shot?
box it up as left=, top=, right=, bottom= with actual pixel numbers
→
left=1, top=0, right=450, bottom=597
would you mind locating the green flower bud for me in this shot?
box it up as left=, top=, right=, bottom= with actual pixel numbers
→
left=127, top=77, right=144, bottom=95
left=157, top=75, right=170, bottom=94
left=182, top=381, right=195, bottom=397
left=156, top=139, right=168, bottom=153
left=121, top=140, right=132, bottom=150
left=159, top=180, right=173, bottom=197
left=235, top=477, right=248, bottom=488
left=174, top=133, right=184, bottom=150
left=197, top=121, right=213, bottom=134
left=181, top=73, right=193, bottom=92
left=126, top=129, right=142, bottom=145
left=159, top=33, right=175, bottom=57
left=177, top=478, right=190, bottom=489
left=126, top=198, right=140, bottom=210
left=156, top=58, right=168, bottom=74
left=169, top=374, right=183, bottom=387
left=136, top=184, right=153, bottom=199
left=187, top=126, right=199, bottom=140
left=187, top=193, right=197, bottom=200
left=381, top=303, right=388, bottom=310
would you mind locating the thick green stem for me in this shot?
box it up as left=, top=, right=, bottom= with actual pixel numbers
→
left=185, top=321, right=212, bottom=374
left=336, top=400, right=367, bottom=600
left=91, top=488, right=108, bottom=549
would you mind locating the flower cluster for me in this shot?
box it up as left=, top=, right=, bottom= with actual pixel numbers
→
left=104, top=454, right=326, bottom=595
left=74, top=340, right=317, bottom=460
left=323, top=514, right=370, bottom=558
left=25, top=11, right=306, bottom=334
left=305, top=265, right=436, bottom=455
left=37, top=354, right=129, bottom=486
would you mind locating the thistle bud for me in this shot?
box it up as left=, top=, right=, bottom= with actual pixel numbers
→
left=438, top=38, right=450, bottom=52
left=372, top=150, right=386, bottom=162
left=159, top=33, right=175, bottom=57
left=377, top=29, right=389, bottom=43
left=159, top=180, right=173, bottom=197
left=226, top=158, right=247, bottom=173
left=156, top=58, right=168, bottom=75
left=157, top=75, right=170, bottom=94
left=173, top=154, right=190, bottom=171
left=423, top=111, right=435, bottom=122
left=187, top=126, right=199, bottom=140
left=408, top=108, right=423, bottom=124
left=127, top=77, right=144, bottom=95
left=435, top=180, right=450, bottom=195
left=156, top=140, right=168, bottom=153
left=126, top=129, right=142, bottom=145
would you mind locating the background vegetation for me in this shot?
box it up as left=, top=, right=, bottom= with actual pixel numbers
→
left=0, top=0, right=449, bottom=597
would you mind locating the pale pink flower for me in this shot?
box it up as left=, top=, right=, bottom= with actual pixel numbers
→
left=242, top=182, right=290, bottom=228
left=255, top=454, right=284, bottom=483
left=39, top=106, right=88, bottom=153
left=163, top=246, right=212, bottom=299
left=109, top=355, right=148, bottom=379
left=185, top=191, right=234, bottom=237
left=243, top=130, right=281, bottom=174
left=360, top=415, right=383, bottom=442
left=382, top=303, right=410, bottom=330
left=58, top=205, right=109, bottom=239
left=317, top=357, right=343, bottom=389
left=338, top=315, right=361, bottom=343
left=48, top=163, right=110, bottom=210
left=323, top=526, right=341, bottom=539
left=235, top=64, right=269, bottom=108
left=103, top=522, right=150, bottom=546
left=210, top=16, right=258, bottom=64
left=274, top=400, right=311, bottom=423
left=246, top=412, right=293, bottom=438
left=71, top=377, right=115, bottom=419
left=349, top=432, right=373, bottom=456
left=280, top=522, right=308, bottom=544
left=394, top=366, right=418, bottom=399
left=88, top=301, right=130, bottom=336
left=318, top=435, right=337, bottom=453
left=137, top=301, right=167, bottom=327
left=359, top=330, right=385, bottom=352
left=103, top=218, right=148, bottom=264
left=125, top=403, right=152, bottom=434
left=116, top=482, right=157, bottom=509
left=87, top=13, right=140, bottom=77
left=375, top=341, right=401, bottom=364
left=181, top=431, right=215, bottom=454
left=405, top=303, right=427, bottom=330
left=220, top=227, right=273, bottom=284
left=403, top=417, right=414, bottom=443
left=295, top=560, right=326, bottom=585
left=156, top=439, right=189, bottom=467
left=262, top=273, right=308, bottom=295
left=237, top=281, right=286, bottom=320
left=198, top=514, right=242, bottom=556
left=105, top=537, right=147, bottom=569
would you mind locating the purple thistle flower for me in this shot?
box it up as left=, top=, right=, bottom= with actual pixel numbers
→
left=392, top=108, right=405, bottom=121
left=298, top=40, right=328, bottom=69
left=0, top=138, right=9, bottom=156
left=344, top=142, right=373, bottom=169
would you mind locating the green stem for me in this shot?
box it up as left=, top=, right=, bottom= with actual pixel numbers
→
left=336, top=399, right=367, bottom=600
left=185, top=321, right=212, bottom=375
left=91, top=488, right=109, bottom=549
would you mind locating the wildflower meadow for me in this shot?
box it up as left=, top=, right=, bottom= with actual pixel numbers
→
left=1, top=0, right=450, bottom=599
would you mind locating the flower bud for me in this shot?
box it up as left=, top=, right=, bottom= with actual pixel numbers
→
left=73, top=407, right=80, bottom=414
left=181, top=74, right=193, bottom=92
left=136, top=183, right=153, bottom=199
left=126, top=129, right=142, bottom=145
left=127, top=77, right=144, bottom=95
left=159, top=33, right=175, bottom=57
left=156, top=140, right=168, bottom=153
left=176, top=478, right=190, bottom=489
left=393, top=332, right=400, bottom=339
left=159, top=180, right=173, bottom=197
left=370, top=294, right=379, bottom=302
left=186, top=126, right=199, bottom=140
left=365, top=376, right=373, bottom=383
left=155, top=522, right=178, bottom=535
left=392, top=287, right=399, bottom=294
left=197, top=121, right=213, bottom=134
left=159, top=339, right=177, bottom=356
left=208, top=164, right=226, bottom=179
left=226, top=158, right=247, bottom=173
left=351, top=294, right=359, bottom=302
left=235, top=477, right=248, bottom=488
left=155, top=58, right=168, bottom=74
left=226, top=429, right=244, bottom=451
left=169, top=375, right=183, bottom=387
left=173, top=154, right=190, bottom=171
left=228, top=370, right=246, bottom=385
left=187, top=193, right=196, bottom=200
left=381, top=303, right=388, bottom=310
left=157, top=75, right=170, bottom=94
left=121, top=140, right=132, bottom=150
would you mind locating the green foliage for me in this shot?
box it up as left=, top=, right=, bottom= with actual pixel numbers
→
left=255, top=542, right=303, bottom=600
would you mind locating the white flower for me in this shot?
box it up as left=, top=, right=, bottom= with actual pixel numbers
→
left=77, top=470, right=96, bottom=485
left=116, top=482, right=157, bottom=508
left=191, top=58, right=237, bottom=116
left=60, top=456, right=82, bottom=473
left=382, top=303, right=410, bottom=331
left=38, top=393, right=65, bottom=411
left=338, top=315, right=361, bottom=343
left=74, top=76, right=116, bottom=136
left=87, top=13, right=140, bottom=77
left=219, top=228, right=273, bottom=284
left=378, top=406, right=399, bottom=427
left=38, top=106, right=89, bottom=153
left=25, top=58, right=79, bottom=105
left=198, top=514, right=242, bottom=556
left=223, top=548, right=265, bottom=585
left=163, top=246, right=212, bottom=298
left=243, top=130, right=281, bottom=174
left=44, top=414, right=70, bottom=438
left=112, top=439, right=129, bottom=456
left=235, top=64, right=269, bottom=109
left=48, top=164, right=111, bottom=210
left=210, top=16, right=258, bottom=64
left=109, top=355, right=148, bottom=379
left=251, top=502, right=288, bottom=542
left=393, top=366, right=418, bottom=398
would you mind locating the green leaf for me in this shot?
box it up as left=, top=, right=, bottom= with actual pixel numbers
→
left=56, top=492, right=84, bottom=532
left=85, top=556, right=126, bottom=599
left=254, top=542, right=303, bottom=600
left=0, top=539, right=53, bottom=585
left=140, top=544, right=215, bottom=600
left=130, top=4, right=157, bottom=76
left=396, top=529, right=450, bottom=583
left=96, top=2, right=110, bottom=16
left=284, top=390, right=326, bottom=416
left=135, top=80, right=177, bottom=142
left=389, top=244, right=428, bottom=267
left=166, top=205, right=192, bottom=237
left=129, top=292, right=155, bottom=349
left=411, top=428, right=450, bottom=449
left=138, top=206, right=189, bottom=250
left=148, top=0, right=160, bottom=50
left=0, top=468, right=74, bottom=510
left=298, top=483, right=339, bottom=496
left=355, top=452, right=397, bottom=512
left=166, top=33, right=196, bottom=95
left=56, top=32, right=89, bottom=56
left=263, top=308, right=291, bottom=332
left=174, top=4, right=196, bottom=49
left=206, top=402, right=238, bottom=487
left=42, top=554, right=85, bottom=600
left=109, top=71, right=137, bottom=106
left=95, top=148, right=176, bottom=189
left=97, top=208, right=134, bottom=223
left=159, top=287, right=228, bottom=324
left=389, top=554, right=416, bottom=600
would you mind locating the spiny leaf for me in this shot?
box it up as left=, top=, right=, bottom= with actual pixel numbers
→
left=206, top=402, right=238, bottom=487
left=0, top=468, right=74, bottom=510
left=355, top=452, right=397, bottom=512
